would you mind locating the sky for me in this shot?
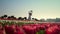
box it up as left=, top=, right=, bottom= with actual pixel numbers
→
left=0, top=0, right=60, bottom=19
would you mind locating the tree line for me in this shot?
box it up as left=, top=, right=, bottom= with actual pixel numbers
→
left=0, top=15, right=60, bottom=22
left=0, top=15, right=27, bottom=20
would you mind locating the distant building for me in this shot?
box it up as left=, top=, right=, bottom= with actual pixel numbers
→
left=46, top=19, right=56, bottom=22
left=40, top=19, right=46, bottom=22
left=28, top=10, right=33, bottom=20
left=55, top=18, right=60, bottom=22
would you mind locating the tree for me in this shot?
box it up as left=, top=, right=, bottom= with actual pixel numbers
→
left=3, top=15, right=7, bottom=18
left=8, top=16, right=11, bottom=18
left=20, top=17, right=24, bottom=20
left=8, top=16, right=16, bottom=20
left=14, top=17, right=17, bottom=20
left=10, top=15, right=15, bottom=20
left=32, top=18, right=35, bottom=20
left=0, top=16, right=4, bottom=19
left=24, top=17, right=27, bottom=20
left=18, top=17, right=22, bottom=20
left=35, top=18, right=39, bottom=21
left=3, top=15, right=8, bottom=19
left=7, top=16, right=11, bottom=20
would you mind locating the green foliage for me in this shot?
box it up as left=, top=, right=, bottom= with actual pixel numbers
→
left=36, top=30, right=45, bottom=34
left=16, top=22, right=24, bottom=26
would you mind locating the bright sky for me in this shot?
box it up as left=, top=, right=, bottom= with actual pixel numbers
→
left=0, top=0, right=60, bottom=19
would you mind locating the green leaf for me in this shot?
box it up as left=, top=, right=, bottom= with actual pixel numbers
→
left=36, top=30, right=45, bottom=34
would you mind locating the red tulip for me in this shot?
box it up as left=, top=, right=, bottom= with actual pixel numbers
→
left=0, top=24, right=5, bottom=34
left=46, top=25, right=60, bottom=34
left=23, top=25, right=37, bottom=34
left=5, top=25, right=15, bottom=34
left=14, top=26, right=25, bottom=34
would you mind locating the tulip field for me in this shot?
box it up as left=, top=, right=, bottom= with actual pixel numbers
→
left=0, top=21, right=60, bottom=34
